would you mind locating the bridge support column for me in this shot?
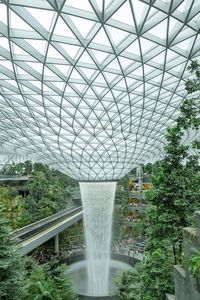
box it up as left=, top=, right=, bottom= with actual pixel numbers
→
left=55, top=234, right=59, bottom=253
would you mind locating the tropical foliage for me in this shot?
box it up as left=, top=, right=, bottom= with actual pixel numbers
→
left=24, top=263, right=77, bottom=300
left=0, top=186, right=29, bottom=229
left=0, top=207, right=77, bottom=300
left=0, top=162, right=78, bottom=227
left=189, top=250, right=200, bottom=277
left=115, top=61, right=200, bottom=299
left=0, top=207, right=26, bottom=300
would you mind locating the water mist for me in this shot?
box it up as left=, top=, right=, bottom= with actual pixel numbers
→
left=79, top=181, right=116, bottom=296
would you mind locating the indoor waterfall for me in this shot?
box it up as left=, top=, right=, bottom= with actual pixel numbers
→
left=79, top=181, right=117, bottom=296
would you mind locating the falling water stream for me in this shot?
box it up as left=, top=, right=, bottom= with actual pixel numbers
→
left=79, top=181, right=117, bottom=296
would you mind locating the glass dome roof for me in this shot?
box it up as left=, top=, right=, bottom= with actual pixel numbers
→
left=0, top=0, right=199, bottom=180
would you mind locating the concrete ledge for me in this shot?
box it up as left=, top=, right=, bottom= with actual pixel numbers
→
left=174, top=265, right=186, bottom=279
left=65, top=252, right=139, bottom=267
left=195, top=211, right=200, bottom=243
left=79, top=296, right=116, bottom=300
left=166, top=294, right=175, bottom=300
left=183, top=227, right=197, bottom=241
left=183, top=227, right=198, bottom=270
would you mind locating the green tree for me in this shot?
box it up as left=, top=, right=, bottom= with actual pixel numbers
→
left=24, top=163, right=76, bottom=222
left=115, top=61, right=200, bottom=300
left=52, top=264, right=77, bottom=300
left=24, top=265, right=54, bottom=300
left=24, top=263, right=77, bottom=300
left=0, top=207, right=26, bottom=299
left=0, top=186, right=29, bottom=229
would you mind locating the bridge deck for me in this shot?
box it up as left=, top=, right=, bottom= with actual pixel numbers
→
left=12, top=207, right=83, bottom=255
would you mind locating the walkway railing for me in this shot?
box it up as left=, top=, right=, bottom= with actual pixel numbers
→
left=12, top=206, right=83, bottom=255
left=12, top=205, right=82, bottom=241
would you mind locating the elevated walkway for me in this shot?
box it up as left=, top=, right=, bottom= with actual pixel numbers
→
left=0, top=175, right=29, bottom=184
left=12, top=206, right=83, bottom=255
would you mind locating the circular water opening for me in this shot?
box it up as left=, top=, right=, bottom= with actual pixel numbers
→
left=65, top=259, right=132, bottom=298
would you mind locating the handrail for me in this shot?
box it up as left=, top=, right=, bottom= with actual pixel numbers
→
left=18, top=209, right=83, bottom=255
left=0, top=175, right=29, bottom=180
left=12, top=206, right=82, bottom=240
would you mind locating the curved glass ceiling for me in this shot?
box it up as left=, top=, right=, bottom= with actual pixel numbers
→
left=0, top=0, right=199, bottom=180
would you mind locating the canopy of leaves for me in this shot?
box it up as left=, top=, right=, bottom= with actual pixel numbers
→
left=115, top=61, right=200, bottom=300
left=0, top=206, right=26, bottom=300
left=24, top=263, right=77, bottom=300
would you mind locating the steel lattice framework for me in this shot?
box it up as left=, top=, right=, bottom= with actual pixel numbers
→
left=0, top=0, right=199, bottom=180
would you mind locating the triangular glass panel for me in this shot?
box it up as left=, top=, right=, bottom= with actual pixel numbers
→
left=65, top=0, right=93, bottom=13
left=106, top=58, right=120, bottom=71
left=140, top=37, right=156, bottom=53
left=103, top=71, right=117, bottom=83
left=79, top=51, right=94, bottom=64
left=47, top=45, right=63, bottom=59
left=59, top=43, right=80, bottom=59
left=26, top=7, right=55, bottom=31
left=93, top=86, right=105, bottom=95
left=130, top=0, right=148, bottom=25
left=0, top=37, right=9, bottom=51
left=143, top=64, right=155, bottom=75
left=69, top=16, right=95, bottom=38
left=148, top=18, right=168, bottom=39
left=91, top=49, right=108, bottom=64
left=168, top=16, right=178, bottom=33
left=5, top=80, right=18, bottom=88
left=111, top=1, right=134, bottom=26
left=10, top=10, right=34, bottom=31
left=166, top=49, right=177, bottom=61
left=79, top=67, right=96, bottom=80
left=26, top=39, right=47, bottom=56
left=26, top=62, right=43, bottom=74
left=132, top=66, right=143, bottom=76
left=152, top=74, right=163, bottom=83
left=44, top=67, right=55, bottom=77
left=125, top=76, right=137, bottom=87
left=145, top=82, right=156, bottom=91
left=125, top=39, right=140, bottom=56
left=134, top=84, right=143, bottom=92
left=42, top=84, right=52, bottom=92
left=15, top=65, right=29, bottom=75
left=86, top=98, right=97, bottom=107
left=73, top=83, right=87, bottom=93
left=85, top=87, right=96, bottom=97
left=0, top=4, right=7, bottom=24
left=177, top=0, right=187, bottom=13
left=94, top=0, right=103, bottom=11
left=54, top=17, right=75, bottom=38
left=54, top=64, right=71, bottom=76
left=12, top=43, right=29, bottom=56
left=94, top=72, right=107, bottom=85
left=112, top=89, right=122, bottom=97
left=119, top=56, right=133, bottom=69
left=51, top=81, right=64, bottom=90
left=175, top=36, right=195, bottom=51
left=115, top=78, right=126, bottom=89
left=0, top=60, right=13, bottom=71
left=29, top=81, right=41, bottom=89
left=92, top=28, right=110, bottom=47
left=106, top=25, right=128, bottom=45
left=70, top=68, right=83, bottom=80
left=104, top=90, right=113, bottom=99
left=151, top=51, right=165, bottom=65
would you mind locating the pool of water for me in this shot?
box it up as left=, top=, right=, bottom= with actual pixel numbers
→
left=65, top=258, right=132, bottom=297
